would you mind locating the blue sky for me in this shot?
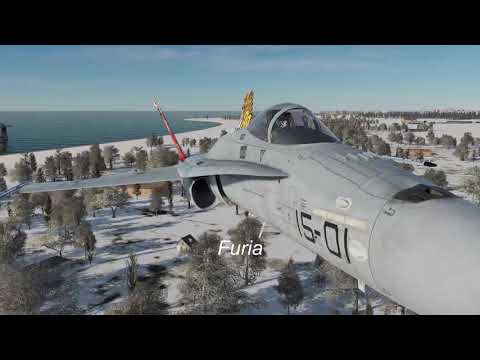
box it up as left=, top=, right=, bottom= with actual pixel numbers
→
left=2, top=45, right=480, bottom=111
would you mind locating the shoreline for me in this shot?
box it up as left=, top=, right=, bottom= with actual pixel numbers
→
left=0, top=117, right=238, bottom=184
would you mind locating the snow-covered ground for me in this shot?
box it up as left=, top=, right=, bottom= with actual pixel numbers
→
left=373, top=126, right=479, bottom=199
left=433, top=123, right=480, bottom=140
left=10, top=191, right=393, bottom=315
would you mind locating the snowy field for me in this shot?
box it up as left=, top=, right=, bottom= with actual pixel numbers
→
left=374, top=127, right=479, bottom=199
left=375, top=117, right=480, bottom=141
left=6, top=191, right=393, bottom=315
left=433, top=123, right=480, bottom=140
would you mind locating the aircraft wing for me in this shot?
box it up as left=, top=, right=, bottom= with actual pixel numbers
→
left=19, top=159, right=287, bottom=194
left=177, top=159, right=288, bottom=178
left=20, top=166, right=180, bottom=194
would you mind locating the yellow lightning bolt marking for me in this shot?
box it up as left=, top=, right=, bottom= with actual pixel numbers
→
left=240, top=90, right=254, bottom=128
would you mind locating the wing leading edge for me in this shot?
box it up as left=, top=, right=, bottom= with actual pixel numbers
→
left=177, top=159, right=288, bottom=178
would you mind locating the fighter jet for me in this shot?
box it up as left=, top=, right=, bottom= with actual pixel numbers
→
left=20, top=93, right=480, bottom=315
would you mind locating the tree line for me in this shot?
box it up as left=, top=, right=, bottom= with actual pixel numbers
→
left=323, top=111, right=480, bottom=121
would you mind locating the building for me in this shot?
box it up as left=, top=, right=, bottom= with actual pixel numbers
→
left=177, top=234, right=198, bottom=254
left=126, top=182, right=170, bottom=199
left=400, top=118, right=415, bottom=125
left=403, top=147, right=433, bottom=160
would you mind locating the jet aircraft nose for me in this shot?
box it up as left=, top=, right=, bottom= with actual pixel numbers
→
left=370, top=197, right=480, bottom=314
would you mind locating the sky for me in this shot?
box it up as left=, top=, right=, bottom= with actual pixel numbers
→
left=2, top=45, right=480, bottom=112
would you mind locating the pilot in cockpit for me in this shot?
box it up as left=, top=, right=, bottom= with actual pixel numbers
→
left=271, top=112, right=295, bottom=143
left=276, top=112, right=294, bottom=129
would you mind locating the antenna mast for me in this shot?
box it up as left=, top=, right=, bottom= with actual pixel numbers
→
left=153, top=100, right=187, bottom=162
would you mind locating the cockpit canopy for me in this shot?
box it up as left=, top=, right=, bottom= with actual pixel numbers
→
left=247, top=103, right=339, bottom=145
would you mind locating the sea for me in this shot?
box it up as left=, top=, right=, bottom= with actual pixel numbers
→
left=0, top=111, right=240, bottom=154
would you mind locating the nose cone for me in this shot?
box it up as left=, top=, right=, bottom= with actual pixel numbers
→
left=370, top=197, right=480, bottom=314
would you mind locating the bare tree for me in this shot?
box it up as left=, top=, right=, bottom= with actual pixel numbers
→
left=0, top=263, right=43, bottom=314
left=30, top=192, right=51, bottom=217
left=180, top=232, right=247, bottom=314
left=29, top=153, right=37, bottom=172
left=461, top=132, right=474, bottom=146
left=44, top=156, right=57, bottom=182
left=41, top=192, right=87, bottom=257
left=149, top=188, right=164, bottom=216
left=414, top=136, right=425, bottom=145
left=398, top=163, right=414, bottom=172
left=107, top=283, right=168, bottom=315
left=424, top=169, right=448, bottom=188
left=463, top=166, right=480, bottom=205
left=227, top=217, right=266, bottom=286
left=54, top=150, right=62, bottom=176
left=89, top=144, right=106, bottom=178
left=199, top=137, right=217, bottom=154
left=11, top=194, right=33, bottom=229
left=0, top=163, right=7, bottom=177
left=366, top=297, right=374, bottom=315
left=122, top=151, right=136, bottom=168
left=125, top=252, right=138, bottom=293
left=132, top=184, right=142, bottom=199
left=0, top=177, right=6, bottom=192
left=376, top=141, right=391, bottom=156
left=34, top=168, right=46, bottom=183
left=440, top=134, right=457, bottom=148
left=103, top=145, right=119, bottom=170
left=454, top=143, right=469, bottom=161
left=471, top=149, right=477, bottom=162
left=73, top=151, right=90, bottom=179
left=148, top=148, right=178, bottom=210
left=149, top=147, right=179, bottom=168
left=404, top=131, right=415, bottom=145
left=167, top=182, right=174, bottom=211
left=135, top=149, right=148, bottom=171
left=427, top=128, right=435, bottom=144
left=396, top=147, right=404, bottom=158
left=58, top=151, right=74, bottom=180
left=275, top=259, right=304, bottom=315
left=156, top=136, right=164, bottom=147
left=0, top=221, right=27, bottom=263
left=82, top=188, right=103, bottom=217
left=388, top=131, right=398, bottom=143
left=75, top=222, right=96, bottom=265
left=146, top=133, right=157, bottom=153
left=10, top=158, right=32, bottom=182
left=100, top=187, right=129, bottom=218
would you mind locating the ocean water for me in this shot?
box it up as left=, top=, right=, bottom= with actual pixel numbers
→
left=0, top=111, right=240, bottom=154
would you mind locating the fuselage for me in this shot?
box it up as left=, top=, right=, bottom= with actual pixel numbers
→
left=201, top=127, right=480, bottom=314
